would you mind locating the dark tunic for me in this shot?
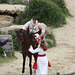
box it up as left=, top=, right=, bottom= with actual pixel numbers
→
left=0, top=40, right=8, bottom=46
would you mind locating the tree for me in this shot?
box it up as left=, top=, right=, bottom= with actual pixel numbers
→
left=9, top=0, right=13, bottom=4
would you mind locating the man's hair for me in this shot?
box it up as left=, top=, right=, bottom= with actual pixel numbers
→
left=33, top=17, right=37, bottom=20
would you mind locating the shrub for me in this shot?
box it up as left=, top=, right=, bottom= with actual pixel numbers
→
left=50, top=0, right=71, bottom=16
left=0, top=0, right=8, bottom=3
left=13, top=0, right=22, bottom=4
left=46, top=32, right=56, bottom=48
left=14, top=0, right=66, bottom=27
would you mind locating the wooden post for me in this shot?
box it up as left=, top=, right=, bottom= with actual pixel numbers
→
left=9, top=0, right=13, bottom=4
left=57, top=72, right=60, bottom=75
left=29, top=0, right=32, bottom=3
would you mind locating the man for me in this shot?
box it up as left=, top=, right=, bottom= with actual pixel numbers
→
left=22, top=17, right=46, bottom=41
left=0, top=38, right=11, bottom=57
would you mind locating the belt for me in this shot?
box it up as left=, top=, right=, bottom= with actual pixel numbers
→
left=38, top=54, right=46, bottom=57
left=33, top=54, right=46, bottom=69
left=33, top=54, right=51, bottom=69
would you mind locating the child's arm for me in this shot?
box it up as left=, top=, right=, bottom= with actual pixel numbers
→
left=28, top=45, right=39, bottom=54
left=0, top=38, right=11, bottom=46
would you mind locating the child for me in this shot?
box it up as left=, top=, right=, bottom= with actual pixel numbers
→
left=28, top=40, right=51, bottom=75
left=0, top=38, right=11, bottom=57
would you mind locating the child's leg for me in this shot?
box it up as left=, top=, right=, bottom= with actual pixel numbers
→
left=0, top=46, right=7, bottom=57
left=3, top=50, right=7, bottom=57
left=0, top=47, right=3, bottom=54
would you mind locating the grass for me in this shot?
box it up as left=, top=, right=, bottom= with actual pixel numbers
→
left=13, top=0, right=22, bottom=4
left=0, top=54, right=17, bottom=65
left=46, top=32, right=56, bottom=48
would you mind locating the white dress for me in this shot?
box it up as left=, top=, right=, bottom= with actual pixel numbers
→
left=28, top=45, right=48, bottom=75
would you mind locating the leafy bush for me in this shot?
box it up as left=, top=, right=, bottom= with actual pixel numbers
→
left=51, top=0, right=71, bottom=16
left=0, top=54, right=17, bottom=64
left=46, top=32, right=56, bottom=48
left=0, top=0, right=8, bottom=3
left=13, top=0, right=22, bottom=4
left=13, top=0, right=28, bottom=4
left=14, top=0, right=66, bottom=27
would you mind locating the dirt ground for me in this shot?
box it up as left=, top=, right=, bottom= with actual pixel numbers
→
left=0, top=0, right=75, bottom=75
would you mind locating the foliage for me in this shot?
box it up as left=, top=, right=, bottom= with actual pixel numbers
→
left=14, top=0, right=66, bottom=27
left=0, top=31, right=5, bottom=35
left=0, top=0, right=8, bottom=3
left=46, top=32, right=56, bottom=48
left=50, top=0, right=71, bottom=16
left=13, top=0, right=28, bottom=4
left=0, top=54, right=17, bottom=64
left=13, top=0, right=22, bottom=4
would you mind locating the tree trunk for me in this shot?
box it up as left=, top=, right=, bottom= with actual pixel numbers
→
left=9, top=0, right=13, bottom=4
left=28, top=0, right=32, bottom=4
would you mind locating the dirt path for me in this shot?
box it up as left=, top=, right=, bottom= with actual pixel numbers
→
left=0, top=0, right=75, bottom=75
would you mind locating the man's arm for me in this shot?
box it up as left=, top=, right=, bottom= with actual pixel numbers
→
left=22, top=21, right=30, bottom=30
left=38, top=23, right=45, bottom=35
left=28, top=45, right=40, bottom=54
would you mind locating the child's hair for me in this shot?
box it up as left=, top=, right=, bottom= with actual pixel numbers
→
left=40, top=40, right=47, bottom=51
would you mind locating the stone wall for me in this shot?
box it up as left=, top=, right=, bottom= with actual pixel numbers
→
left=0, top=15, right=14, bottom=28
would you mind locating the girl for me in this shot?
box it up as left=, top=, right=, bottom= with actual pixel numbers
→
left=28, top=40, right=51, bottom=75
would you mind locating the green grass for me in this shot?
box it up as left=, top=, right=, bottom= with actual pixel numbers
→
left=46, top=32, right=56, bottom=48
left=0, top=54, right=17, bottom=65
left=13, top=0, right=22, bottom=4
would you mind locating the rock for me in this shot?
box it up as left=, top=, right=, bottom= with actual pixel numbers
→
left=0, top=15, right=14, bottom=28
left=45, top=26, right=53, bottom=34
left=0, top=21, right=12, bottom=27
left=0, top=25, right=23, bottom=33
left=0, top=20, right=52, bottom=35
left=0, top=22, right=52, bottom=34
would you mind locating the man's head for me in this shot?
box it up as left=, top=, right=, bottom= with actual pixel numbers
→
left=32, top=17, right=37, bottom=24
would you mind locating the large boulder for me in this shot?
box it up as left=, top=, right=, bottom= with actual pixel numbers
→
left=0, top=25, right=23, bottom=33
left=0, top=15, right=14, bottom=28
